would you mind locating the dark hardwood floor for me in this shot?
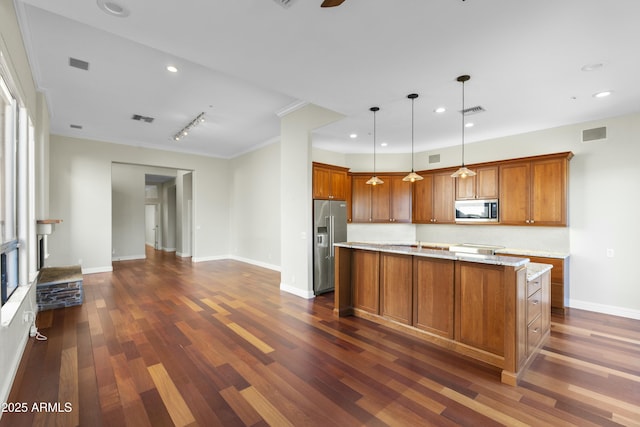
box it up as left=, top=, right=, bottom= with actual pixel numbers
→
left=2, top=247, right=639, bottom=426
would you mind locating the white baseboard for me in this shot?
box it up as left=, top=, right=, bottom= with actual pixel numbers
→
left=82, top=266, right=114, bottom=274
left=192, top=254, right=227, bottom=263
left=229, top=255, right=281, bottom=272
left=162, top=247, right=176, bottom=253
left=112, top=254, right=145, bottom=262
left=280, top=282, right=315, bottom=299
left=569, top=299, right=640, bottom=320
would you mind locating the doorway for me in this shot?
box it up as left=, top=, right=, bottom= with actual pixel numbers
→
left=111, top=163, right=193, bottom=262
left=144, top=204, right=159, bottom=249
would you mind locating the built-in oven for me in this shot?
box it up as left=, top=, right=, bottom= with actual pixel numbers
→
left=455, top=199, right=499, bottom=222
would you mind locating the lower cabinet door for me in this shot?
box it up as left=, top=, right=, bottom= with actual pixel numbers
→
left=352, top=250, right=380, bottom=314
left=413, top=257, right=455, bottom=338
left=380, top=253, right=412, bottom=324
left=455, top=262, right=505, bottom=356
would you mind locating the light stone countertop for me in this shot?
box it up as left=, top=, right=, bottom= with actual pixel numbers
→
left=383, top=241, right=569, bottom=259
left=495, top=248, right=569, bottom=259
left=526, top=262, right=554, bottom=281
left=335, top=242, right=529, bottom=267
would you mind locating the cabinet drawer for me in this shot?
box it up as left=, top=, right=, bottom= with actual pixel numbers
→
left=527, top=289, right=542, bottom=325
left=527, top=314, right=543, bottom=355
left=527, top=277, right=542, bottom=297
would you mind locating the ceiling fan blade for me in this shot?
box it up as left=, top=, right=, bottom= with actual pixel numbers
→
left=321, top=0, right=346, bottom=7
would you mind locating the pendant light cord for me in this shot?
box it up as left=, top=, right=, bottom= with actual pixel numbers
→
left=373, top=109, right=377, bottom=175
left=411, top=96, right=415, bottom=171
left=461, top=79, right=465, bottom=167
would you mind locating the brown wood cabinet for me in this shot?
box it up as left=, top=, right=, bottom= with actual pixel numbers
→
left=455, top=262, right=506, bottom=356
left=412, top=170, right=455, bottom=223
left=413, top=257, right=454, bottom=338
left=499, top=153, right=572, bottom=226
left=312, top=162, right=349, bottom=200
left=350, top=173, right=412, bottom=223
left=530, top=271, right=550, bottom=355
left=338, top=151, right=572, bottom=227
left=352, top=249, right=380, bottom=314
left=455, top=166, right=499, bottom=200
left=380, top=253, right=413, bottom=324
left=334, top=245, right=548, bottom=385
left=502, top=253, right=567, bottom=314
left=351, top=175, right=372, bottom=223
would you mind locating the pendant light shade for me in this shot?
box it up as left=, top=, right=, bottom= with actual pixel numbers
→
left=403, top=93, right=423, bottom=182
left=366, top=107, right=384, bottom=185
left=451, top=75, right=477, bottom=179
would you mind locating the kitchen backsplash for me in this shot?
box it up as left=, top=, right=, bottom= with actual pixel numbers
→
left=347, top=223, right=569, bottom=253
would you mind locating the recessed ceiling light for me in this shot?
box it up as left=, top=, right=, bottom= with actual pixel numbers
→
left=97, top=0, right=130, bottom=17
left=582, top=63, right=603, bottom=72
left=593, top=90, right=612, bottom=98
left=434, top=107, right=446, bottom=113
left=380, top=142, right=388, bottom=147
left=166, top=65, right=178, bottom=73
left=349, top=133, right=357, bottom=139
left=465, top=122, right=474, bottom=128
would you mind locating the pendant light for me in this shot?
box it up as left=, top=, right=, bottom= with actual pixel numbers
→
left=451, top=75, right=476, bottom=179
left=403, top=93, right=423, bottom=182
left=366, top=107, right=384, bottom=185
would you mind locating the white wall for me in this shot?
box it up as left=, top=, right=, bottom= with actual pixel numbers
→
left=280, top=104, right=344, bottom=299
left=0, top=0, right=48, bottom=409
left=162, top=182, right=177, bottom=251
left=228, top=141, right=281, bottom=270
left=112, top=163, right=146, bottom=260
left=48, top=135, right=230, bottom=271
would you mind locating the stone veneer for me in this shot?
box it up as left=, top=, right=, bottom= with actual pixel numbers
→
left=36, top=266, right=84, bottom=311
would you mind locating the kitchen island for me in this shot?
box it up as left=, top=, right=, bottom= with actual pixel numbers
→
left=333, top=242, right=552, bottom=385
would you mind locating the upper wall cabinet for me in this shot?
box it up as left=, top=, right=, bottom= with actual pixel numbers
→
left=413, top=170, right=456, bottom=224
left=350, top=174, right=412, bottom=223
left=499, top=153, right=573, bottom=226
left=312, top=162, right=349, bottom=200
left=455, top=166, right=499, bottom=200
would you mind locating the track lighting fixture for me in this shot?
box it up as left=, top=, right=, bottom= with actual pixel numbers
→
left=173, top=112, right=206, bottom=141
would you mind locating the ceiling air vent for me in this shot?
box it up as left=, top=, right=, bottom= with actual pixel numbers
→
left=131, top=114, right=155, bottom=123
left=582, top=126, right=607, bottom=143
left=461, top=105, right=485, bottom=115
left=69, top=57, right=89, bottom=71
left=70, top=124, right=83, bottom=129
left=429, top=154, right=441, bottom=164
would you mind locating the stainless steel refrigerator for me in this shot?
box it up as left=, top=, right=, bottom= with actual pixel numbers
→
left=313, top=199, right=347, bottom=295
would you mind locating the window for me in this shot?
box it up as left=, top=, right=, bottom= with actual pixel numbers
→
left=0, top=74, right=19, bottom=306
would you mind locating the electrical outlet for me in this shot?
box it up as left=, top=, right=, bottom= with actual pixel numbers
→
left=606, top=248, right=615, bottom=258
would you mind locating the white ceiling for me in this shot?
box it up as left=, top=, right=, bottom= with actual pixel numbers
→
left=14, top=0, right=640, bottom=158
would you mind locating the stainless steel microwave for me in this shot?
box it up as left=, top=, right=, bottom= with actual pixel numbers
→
left=455, top=199, right=499, bottom=222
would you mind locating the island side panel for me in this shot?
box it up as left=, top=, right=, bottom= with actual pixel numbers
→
left=413, top=257, right=455, bottom=339
left=380, top=253, right=413, bottom=325
left=502, top=264, right=527, bottom=385
left=334, top=245, right=353, bottom=316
